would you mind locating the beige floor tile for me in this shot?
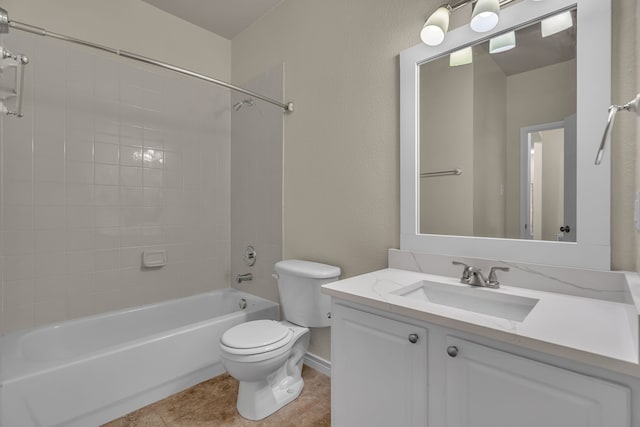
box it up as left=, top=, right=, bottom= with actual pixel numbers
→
left=103, top=365, right=330, bottom=427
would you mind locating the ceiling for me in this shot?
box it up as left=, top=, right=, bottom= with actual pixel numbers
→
left=485, top=14, right=576, bottom=76
left=141, top=0, right=283, bottom=40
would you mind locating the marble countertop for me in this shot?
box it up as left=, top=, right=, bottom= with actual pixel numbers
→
left=322, top=268, right=640, bottom=376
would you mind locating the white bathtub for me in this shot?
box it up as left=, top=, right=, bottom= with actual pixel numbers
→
left=0, top=288, right=279, bottom=427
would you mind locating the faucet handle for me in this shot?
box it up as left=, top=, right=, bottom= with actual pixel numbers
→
left=487, top=266, right=510, bottom=286
left=452, top=261, right=472, bottom=283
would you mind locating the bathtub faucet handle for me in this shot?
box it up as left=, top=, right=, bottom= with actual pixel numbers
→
left=236, top=273, right=253, bottom=284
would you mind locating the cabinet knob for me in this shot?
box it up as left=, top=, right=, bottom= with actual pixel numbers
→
left=447, top=345, right=459, bottom=357
left=408, top=333, right=419, bottom=344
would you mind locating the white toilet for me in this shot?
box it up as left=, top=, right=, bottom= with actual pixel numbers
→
left=220, top=259, right=340, bottom=421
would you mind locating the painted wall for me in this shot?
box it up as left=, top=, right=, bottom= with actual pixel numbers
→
left=0, top=4, right=232, bottom=334
left=473, top=49, right=507, bottom=238
left=232, top=0, right=638, bottom=360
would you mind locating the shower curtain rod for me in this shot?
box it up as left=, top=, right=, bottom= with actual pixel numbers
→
left=6, top=20, right=295, bottom=113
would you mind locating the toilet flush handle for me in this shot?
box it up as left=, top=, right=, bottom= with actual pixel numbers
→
left=272, top=273, right=279, bottom=280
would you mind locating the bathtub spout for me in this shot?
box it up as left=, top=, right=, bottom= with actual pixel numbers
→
left=236, top=273, right=253, bottom=283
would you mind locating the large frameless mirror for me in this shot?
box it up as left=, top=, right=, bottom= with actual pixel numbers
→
left=400, top=0, right=611, bottom=269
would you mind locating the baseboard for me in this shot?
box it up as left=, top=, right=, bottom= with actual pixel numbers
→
left=304, top=352, right=331, bottom=377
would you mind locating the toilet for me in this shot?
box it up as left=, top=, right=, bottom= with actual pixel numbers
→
left=220, top=259, right=340, bottom=421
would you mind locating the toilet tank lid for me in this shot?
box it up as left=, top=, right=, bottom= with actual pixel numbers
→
left=274, top=260, right=341, bottom=279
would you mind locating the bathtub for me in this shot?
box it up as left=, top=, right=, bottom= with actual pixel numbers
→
left=0, top=288, right=279, bottom=427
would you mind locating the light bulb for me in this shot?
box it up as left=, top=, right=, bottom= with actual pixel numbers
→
left=450, top=47, right=473, bottom=67
left=541, top=11, right=573, bottom=37
left=421, top=6, right=450, bottom=46
left=489, top=31, right=516, bottom=53
left=470, top=0, right=500, bottom=33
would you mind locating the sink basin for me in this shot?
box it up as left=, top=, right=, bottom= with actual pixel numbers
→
left=391, top=280, right=539, bottom=322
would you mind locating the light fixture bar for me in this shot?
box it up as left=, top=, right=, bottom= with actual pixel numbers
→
left=448, top=0, right=518, bottom=13
left=421, top=0, right=519, bottom=46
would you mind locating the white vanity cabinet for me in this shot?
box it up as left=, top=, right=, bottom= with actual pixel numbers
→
left=331, top=303, right=428, bottom=427
left=445, top=337, right=630, bottom=427
left=331, top=301, right=632, bottom=427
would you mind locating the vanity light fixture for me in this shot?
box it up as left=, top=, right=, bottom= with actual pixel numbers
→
left=489, top=31, right=516, bottom=53
left=470, top=0, right=500, bottom=32
left=449, top=46, right=473, bottom=66
left=421, top=6, right=451, bottom=46
left=421, top=0, right=535, bottom=47
left=541, top=11, right=573, bottom=37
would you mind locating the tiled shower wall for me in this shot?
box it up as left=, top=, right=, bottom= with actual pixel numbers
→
left=0, top=32, right=231, bottom=334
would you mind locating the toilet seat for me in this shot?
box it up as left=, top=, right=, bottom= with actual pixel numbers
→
left=221, top=320, right=294, bottom=356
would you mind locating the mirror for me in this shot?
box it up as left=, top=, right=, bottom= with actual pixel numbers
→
left=400, top=0, right=611, bottom=269
left=419, top=16, right=576, bottom=241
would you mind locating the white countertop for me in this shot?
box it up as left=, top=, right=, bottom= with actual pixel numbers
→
left=322, top=268, right=640, bottom=376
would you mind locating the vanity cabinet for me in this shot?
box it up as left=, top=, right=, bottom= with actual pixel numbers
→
left=331, top=302, right=632, bottom=427
left=445, top=337, right=630, bottom=427
left=331, top=303, right=428, bottom=427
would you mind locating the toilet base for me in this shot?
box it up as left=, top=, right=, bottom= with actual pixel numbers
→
left=236, top=369, right=304, bottom=420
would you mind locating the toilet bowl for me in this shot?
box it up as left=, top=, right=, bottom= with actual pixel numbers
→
left=220, top=259, right=340, bottom=421
left=220, top=320, right=310, bottom=420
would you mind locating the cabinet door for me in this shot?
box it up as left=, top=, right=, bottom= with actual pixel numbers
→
left=445, top=337, right=630, bottom=427
left=332, top=304, right=428, bottom=427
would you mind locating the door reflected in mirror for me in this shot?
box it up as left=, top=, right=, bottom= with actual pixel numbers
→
left=419, top=12, right=576, bottom=241
left=520, top=118, right=576, bottom=243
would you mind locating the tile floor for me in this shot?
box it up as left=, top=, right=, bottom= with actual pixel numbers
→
left=102, top=366, right=331, bottom=426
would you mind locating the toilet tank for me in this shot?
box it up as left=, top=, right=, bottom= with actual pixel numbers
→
left=273, top=260, right=341, bottom=328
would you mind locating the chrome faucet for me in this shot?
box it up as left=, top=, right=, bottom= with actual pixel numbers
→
left=236, top=273, right=253, bottom=283
left=452, top=261, right=509, bottom=289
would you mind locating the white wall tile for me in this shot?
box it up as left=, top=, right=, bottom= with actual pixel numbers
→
left=1, top=230, right=34, bottom=256
left=35, top=182, right=65, bottom=206
left=121, top=187, right=143, bottom=206
left=120, top=166, right=143, bottom=187
left=66, top=228, right=95, bottom=251
left=4, top=303, right=35, bottom=332
left=35, top=252, right=67, bottom=278
left=2, top=205, right=33, bottom=230
left=4, top=180, right=34, bottom=205
left=34, top=205, right=65, bottom=229
left=94, top=269, right=120, bottom=293
left=34, top=276, right=67, bottom=303
left=95, top=142, right=119, bottom=164
left=34, top=299, right=67, bottom=326
left=3, top=255, right=34, bottom=281
left=4, top=279, right=35, bottom=307
left=66, top=206, right=94, bottom=228
left=143, top=168, right=163, bottom=188
left=120, top=145, right=143, bottom=167
left=34, top=156, right=65, bottom=183
left=66, top=184, right=94, bottom=206
left=1, top=32, right=231, bottom=334
left=66, top=160, right=94, bottom=185
left=94, top=227, right=120, bottom=250
left=95, top=185, right=120, bottom=206
left=35, top=229, right=66, bottom=253
left=95, top=249, right=119, bottom=271
left=66, top=129, right=94, bottom=162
